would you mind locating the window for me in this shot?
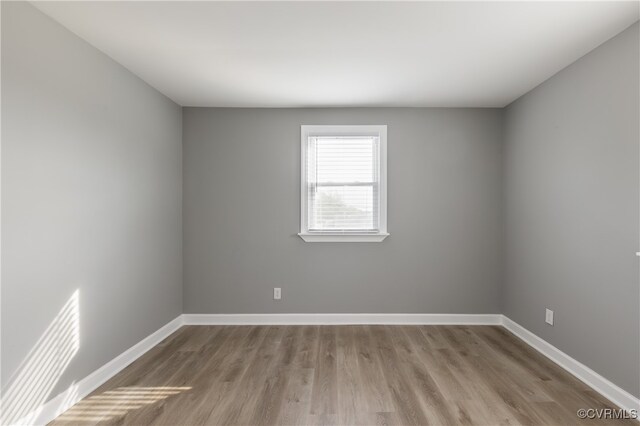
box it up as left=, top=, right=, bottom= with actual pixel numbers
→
left=299, top=125, right=388, bottom=242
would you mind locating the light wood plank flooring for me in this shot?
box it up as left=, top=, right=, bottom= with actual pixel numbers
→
left=50, top=325, right=633, bottom=425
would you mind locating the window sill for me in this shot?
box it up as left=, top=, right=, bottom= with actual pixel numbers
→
left=298, top=233, right=390, bottom=243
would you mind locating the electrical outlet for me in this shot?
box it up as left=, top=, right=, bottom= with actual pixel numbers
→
left=273, top=287, right=281, bottom=300
left=545, top=308, right=554, bottom=326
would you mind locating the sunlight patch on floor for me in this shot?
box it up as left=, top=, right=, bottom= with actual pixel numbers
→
left=54, top=386, right=191, bottom=423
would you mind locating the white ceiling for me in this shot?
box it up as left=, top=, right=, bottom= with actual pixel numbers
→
left=33, top=1, right=639, bottom=108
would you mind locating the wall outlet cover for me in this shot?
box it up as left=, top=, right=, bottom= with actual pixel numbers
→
left=274, top=287, right=281, bottom=300
left=545, top=308, right=554, bottom=326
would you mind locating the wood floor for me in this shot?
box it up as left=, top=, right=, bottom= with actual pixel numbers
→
left=51, top=325, right=632, bottom=426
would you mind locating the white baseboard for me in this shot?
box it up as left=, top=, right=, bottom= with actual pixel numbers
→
left=182, top=313, right=503, bottom=325
left=501, top=315, right=640, bottom=416
left=17, top=315, right=184, bottom=426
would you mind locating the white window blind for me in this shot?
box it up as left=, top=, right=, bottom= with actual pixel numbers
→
left=307, top=136, right=379, bottom=232
left=300, top=125, right=388, bottom=242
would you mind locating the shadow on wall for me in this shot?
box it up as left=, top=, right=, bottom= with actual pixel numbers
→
left=1, top=290, right=80, bottom=425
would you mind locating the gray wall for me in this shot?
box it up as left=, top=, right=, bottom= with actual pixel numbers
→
left=503, top=22, right=640, bottom=397
left=183, top=108, right=502, bottom=314
left=1, top=1, right=182, bottom=417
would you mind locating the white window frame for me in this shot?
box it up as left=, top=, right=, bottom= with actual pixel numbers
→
left=299, top=125, right=389, bottom=243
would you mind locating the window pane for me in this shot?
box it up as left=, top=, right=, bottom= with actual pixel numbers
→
left=309, top=185, right=376, bottom=231
left=306, top=135, right=379, bottom=232
left=314, top=137, right=375, bottom=184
